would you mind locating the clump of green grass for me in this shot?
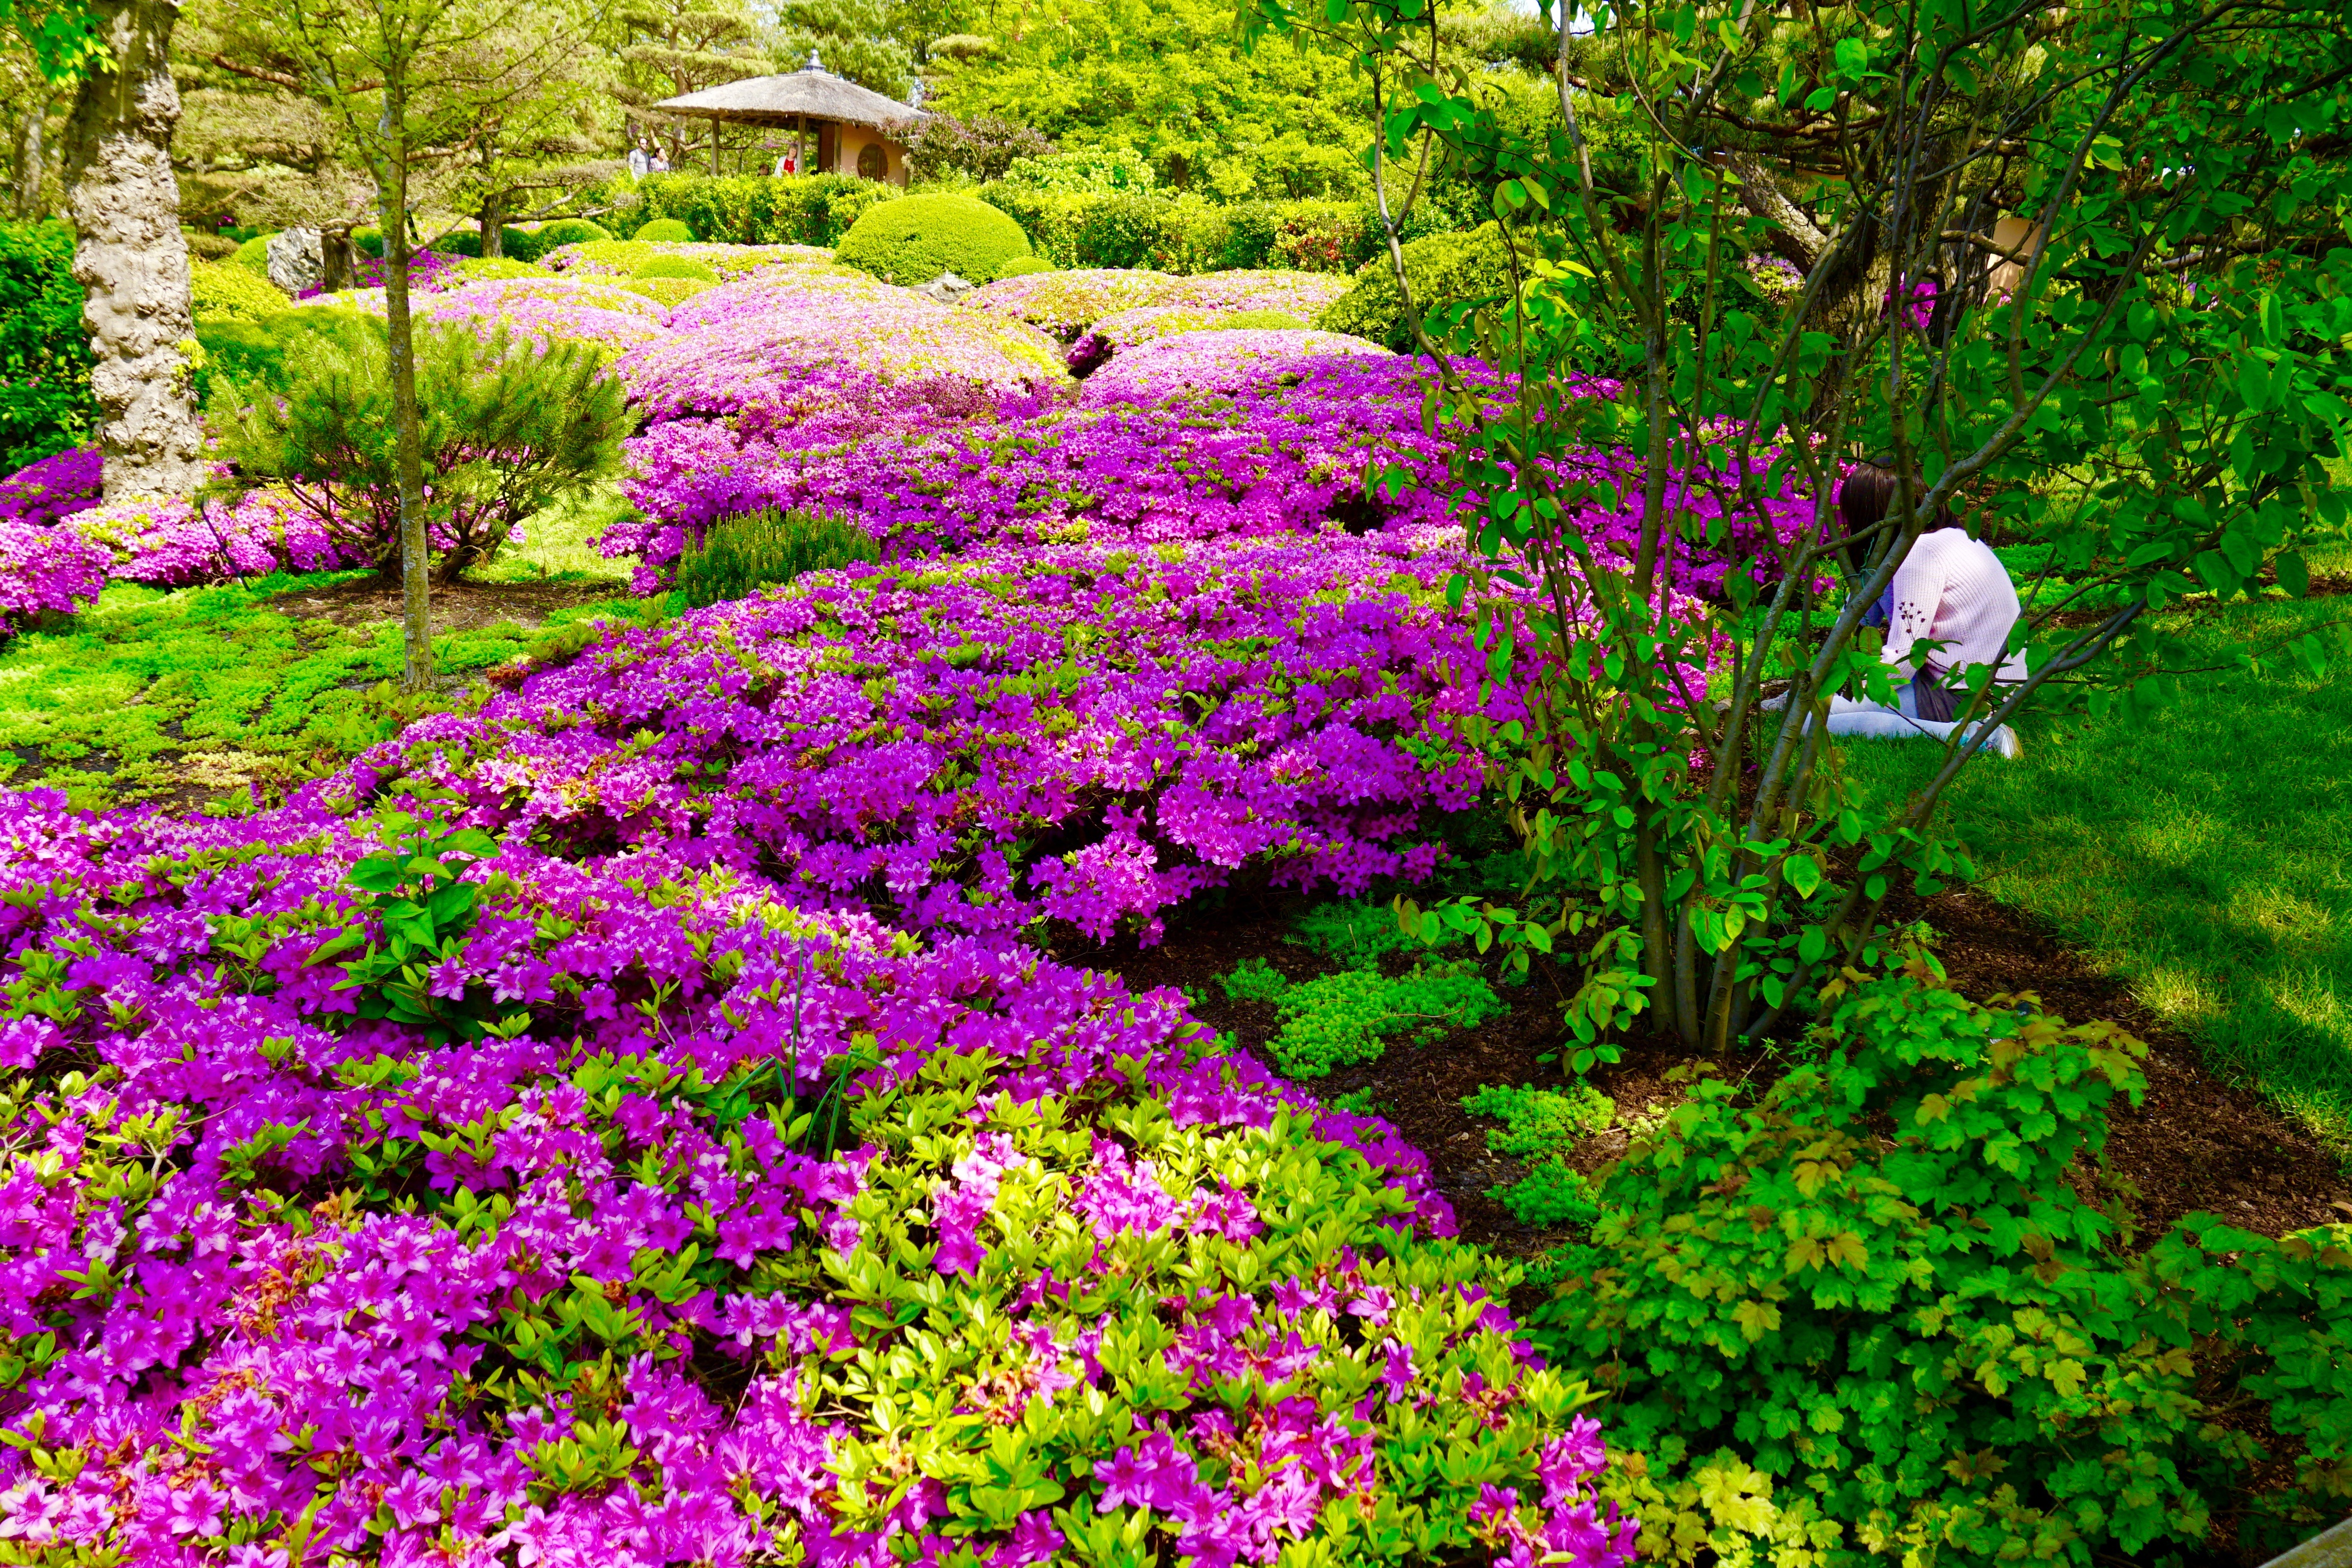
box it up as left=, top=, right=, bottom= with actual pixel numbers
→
left=674, top=507, right=879, bottom=608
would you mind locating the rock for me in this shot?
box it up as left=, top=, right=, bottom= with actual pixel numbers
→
left=266, top=226, right=323, bottom=296
left=914, top=270, right=974, bottom=304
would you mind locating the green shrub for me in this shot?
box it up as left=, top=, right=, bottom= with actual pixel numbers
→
left=630, top=254, right=717, bottom=281
left=188, top=260, right=292, bottom=325
left=353, top=226, right=384, bottom=258
left=207, top=322, right=631, bottom=582
left=616, top=172, right=892, bottom=247
left=231, top=232, right=274, bottom=273
left=672, top=506, right=879, bottom=607
left=1532, top=975, right=2352, bottom=1565
left=1288, top=897, right=1451, bottom=964
left=0, top=219, right=96, bottom=471
left=533, top=218, right=612, bottom=250
left=192, top=309, right=382, bottom=405
left=632, top=217, right=696, bottom=243
left=619, top=275, right=716, bottom=308
left=447, top=256, right=551, bottom=285
left=1212, top=952, right=1508, bottom=1079
left=1214, top=955, right=1291, bottom=1003
left=835, top=192, right=1030, bottom=285
left=500, top=226, right=557, bottom=263
left=1463, top=1081, right=1615, bottom=1160
left=991, top=253, right=1054, bottom=279
left=1316, top=221, right=1516, bottom=351
left=428, top=230, right=482, bottom=256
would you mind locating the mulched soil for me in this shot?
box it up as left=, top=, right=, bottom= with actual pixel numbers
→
left=262, top=577, right=623, bottom=632
left=1068, top=882, right=2350, bottom=1255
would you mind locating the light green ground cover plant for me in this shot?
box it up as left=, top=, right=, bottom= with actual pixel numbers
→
left=0, top=572, right=643, bottom=811
left=1836, top=560, right=2352, bottom=1150
left=1462, top=1081, right=1614, bottom=1226
left=1212, top=946, right=1509, bottom=1079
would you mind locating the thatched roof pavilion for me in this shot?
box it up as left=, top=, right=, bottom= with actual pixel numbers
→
left=653, top=53, right=925, bottom=185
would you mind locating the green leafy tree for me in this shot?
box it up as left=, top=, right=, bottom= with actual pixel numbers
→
left=213, top=0, right=594, bottom=687
left=607, top=0, right=764, bottom=167
left=772, top=0, right=912, bottom=100
left=1260, top=0, right=2352, bottom=1054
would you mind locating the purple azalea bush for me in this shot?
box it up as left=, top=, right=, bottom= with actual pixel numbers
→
left=0, top=447, right=100, bottom=529
left=0, top=705, right=1636, bottom=1564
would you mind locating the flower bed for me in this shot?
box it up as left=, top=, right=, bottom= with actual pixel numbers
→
left=604, top=350, right=1460, bottom=570
left=398, top=532, right=1525, bottom=941
left=960, top=268, right=1185, bottom=341
left=0, top=774, right=1631, bottom=1566
left=0, top=446, right=99, bottom=529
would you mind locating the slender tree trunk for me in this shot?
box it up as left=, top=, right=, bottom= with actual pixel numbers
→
left=62, top=0, right=202, bottom=500
left=377, top=91, right=433, bottom=691
left=478, top=189, right=502, bottom=257
left=13, top=100, right=45, bottom=217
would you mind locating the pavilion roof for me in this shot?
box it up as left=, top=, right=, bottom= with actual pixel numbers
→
left=652, top=58, right=926, bottom=132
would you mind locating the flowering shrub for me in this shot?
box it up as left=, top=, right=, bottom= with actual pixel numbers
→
left=0, top=783, right=1636, bottom=1566
left=1078, top=329, right=1391, bottom=406
left=961, top=267, right=1184, bottom=341
left=398, top=532, right=1527, bottom=942
left=296, top=277, right=674, bottom=359
left=1066, top=306, right=1309, bottom=374
left=544, top=238, right=835, bottom=280
left=0, top=445, right=99, bottom=528
left=0, top=512, right=109, bottom=619
left=71, top=487, right=355, bottom=586
left=1162, top=269, right=1353, bottom=318
left=605, top=352, right=1463, bottom=568
left=612, top=274, right=1068, bottom=426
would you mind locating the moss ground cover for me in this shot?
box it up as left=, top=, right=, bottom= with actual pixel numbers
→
left=1837, top=563, right=2352, bottom=1151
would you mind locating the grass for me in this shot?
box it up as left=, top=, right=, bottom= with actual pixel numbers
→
left=1836, top=552, right=2352, bottom=1152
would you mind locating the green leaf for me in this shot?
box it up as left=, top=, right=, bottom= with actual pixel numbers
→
left=2276, top=550, right=2310, bottom=598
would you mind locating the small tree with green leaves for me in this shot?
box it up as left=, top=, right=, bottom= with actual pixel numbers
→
left=1244, top=0, right=2352, bottom=1055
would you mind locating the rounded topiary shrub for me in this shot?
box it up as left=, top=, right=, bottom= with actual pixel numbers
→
left=992, top=254, right=1055, bottom=280
left=353, top=225, right=384, bottom=258
left=836, top=193, right=1031, bottom=286
left=231, top=233, right=274, bottom=273
left=538, top=218, right=615, bottom=249
left=632, top=217, right=696, bottom=243
left=430, top=230, right=483, bottom=257
left=1316, top=221, right=1515, bottom=351
left=631, top=254, right=718, bottom=282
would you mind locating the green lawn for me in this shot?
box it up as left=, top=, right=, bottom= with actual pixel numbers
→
left=1839, top=568, right=2352, bottom=1153
left=0, top=497, right=645, bottom=813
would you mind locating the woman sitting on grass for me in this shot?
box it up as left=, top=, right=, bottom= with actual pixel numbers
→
left=1803, top=462, right=2028, bottom=760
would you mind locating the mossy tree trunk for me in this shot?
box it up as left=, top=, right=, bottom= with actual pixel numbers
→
left=62, top=0, right=203, bottom=500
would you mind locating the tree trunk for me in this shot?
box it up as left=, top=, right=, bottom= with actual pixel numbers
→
left=13, top=100, right=45, bottom=217
left=478, top=190, right=503, bottom=258
left=62, top=0, right=203, bottom=500
left=376, top=87, right=434, bottom=691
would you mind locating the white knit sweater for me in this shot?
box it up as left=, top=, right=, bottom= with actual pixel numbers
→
left=1880, top=528, right=2026, bottom=682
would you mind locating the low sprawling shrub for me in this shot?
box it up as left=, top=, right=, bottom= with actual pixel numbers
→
left=1317, top=222, right=1517, bottom=352
left=230, top=230, right=274, bottom=271
left=1530, top=976, right=2352, bottom=1563
left=836, top=192, right=1033, bottom=286
left=0, top=219, right=96, bottom=470
left=188, top=258, right=292, bottom=324
left=632, top=252, right=717, bottom=281
left=672, top=504, right=878, bottom=606
left=207, top=321, right=632, bottom=581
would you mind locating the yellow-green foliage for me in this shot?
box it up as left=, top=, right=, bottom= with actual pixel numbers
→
left=619, top=276, right=716, bottom=308
left=632, top=217, right=695, bottom=242
left=993, top=254, right=1055, bottom=279
left=836, top=193, right=1033, bottom=286
left=231, top=233, right=274, bottom=273
left=189, top=260, right=291, bottom=324
left=1316, top=222, right=1516, bottom=351
left=631, top=254, right=718, bottom=282
left=449, top=256, right=554, bottom=284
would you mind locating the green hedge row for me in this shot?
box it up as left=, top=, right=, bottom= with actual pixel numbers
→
left=612, top=172, right=1470, bottom=276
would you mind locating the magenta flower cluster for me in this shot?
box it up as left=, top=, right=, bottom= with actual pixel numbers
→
left=0, top=761, right=1636, bottom=1565
left=0, top=447, right=100, bottom=529
left=391, top=532, right=1528, bottom=944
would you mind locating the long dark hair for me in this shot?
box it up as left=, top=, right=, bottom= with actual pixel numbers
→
left=1833, top=461, right=1952, bottom=580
